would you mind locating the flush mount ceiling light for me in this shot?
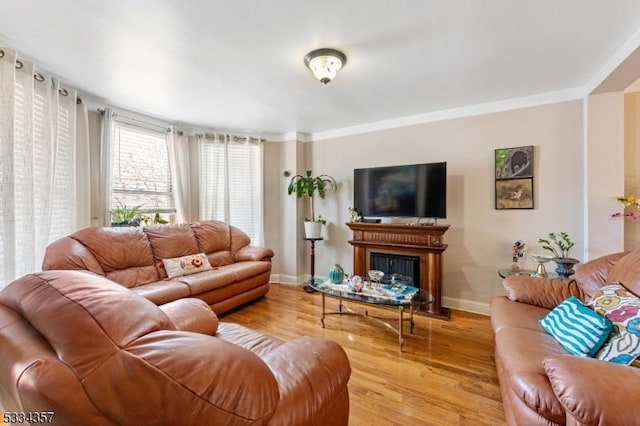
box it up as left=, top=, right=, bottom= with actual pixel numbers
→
left=304, top=48, right=347, bottom=84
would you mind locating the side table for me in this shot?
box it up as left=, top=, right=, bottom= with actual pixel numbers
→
left=303, top=237, right=323, bottom=293
left=497, top=269, right=560, bottom=279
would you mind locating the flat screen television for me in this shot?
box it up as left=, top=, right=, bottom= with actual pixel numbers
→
left=354, top=162, right=447, bottom=219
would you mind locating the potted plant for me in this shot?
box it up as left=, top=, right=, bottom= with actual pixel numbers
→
left=110, top=201, right=145, bottom=227
left=287, top=170, right=337, bottom=238
left=110, top=201, right=170, bottom=227
left=537, top=231, right=578, bottom=277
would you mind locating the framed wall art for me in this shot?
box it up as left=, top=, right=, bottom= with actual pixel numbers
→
left=495, top=146, right=534, bottom=209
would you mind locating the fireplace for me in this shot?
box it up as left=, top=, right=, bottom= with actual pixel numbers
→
left=370, top=253, right=420, bottom=286
left=346, top=222, right=450, bottom=319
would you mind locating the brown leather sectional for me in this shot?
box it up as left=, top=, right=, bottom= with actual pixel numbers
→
left=42, top=220, right=274, bottom=314
left=0, top=270, right=351, bottom=424
left=491, top=250, right=640, bottom=425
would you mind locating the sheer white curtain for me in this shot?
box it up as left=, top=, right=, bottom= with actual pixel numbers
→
left=0, top=48, right=88, bottom=288
left=198, top=133, right=264, bottom=245
left=98, top=108, right=115, bottom=226
left=167, top=127, right=193, bottom=223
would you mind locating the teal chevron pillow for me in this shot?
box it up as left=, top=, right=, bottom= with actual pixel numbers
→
left=539, top=296, right=612, bottom=357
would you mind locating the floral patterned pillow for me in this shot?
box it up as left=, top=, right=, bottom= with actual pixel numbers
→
left=162, top=253, right=213, bottom=278
left=588, top=283, right=640, bottom=365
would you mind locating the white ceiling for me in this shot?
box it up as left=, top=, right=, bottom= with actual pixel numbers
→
left=1, top=0, right=640, bottom=138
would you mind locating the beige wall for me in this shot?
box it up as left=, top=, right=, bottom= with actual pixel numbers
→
left=586, top=93, right=625, bottom=258
left=624, top=92, right=640, bottom=249
left=266, top=100, right=586, bottom=313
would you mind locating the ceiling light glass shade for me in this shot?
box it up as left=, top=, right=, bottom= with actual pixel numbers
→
left=304, top=48, right=347, bottom=84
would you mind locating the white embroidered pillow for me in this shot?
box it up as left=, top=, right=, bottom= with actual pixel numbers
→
left=162, top=253, right=212, bottom=278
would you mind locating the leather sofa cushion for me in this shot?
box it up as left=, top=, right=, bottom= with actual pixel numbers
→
left=607, top=250, right=640, bottom=296
left=41, top=237, right=105, bottom=275
left=106, top=265, right=162, bottom=289
left=132, top=280, right=191, bottom=305
left=160, top=298, right=219, bottom=335
left=216, top=322, right=284, bottom=358
left=0, top=271, right=175, bottom=379
left=175, top=262, right=272, bottom=295
left=176, top=268, right=237, bottom=294
left=491, top=296, right=549, bottom=333
left=494, top=327, right=567, bottom=424
left=145, top=225, right=200, bottom=278
left=191, top=221, right=232, bottom=254
left=577, top=251, right=629, bottom=297
left=72, top=227, right=155, bottom=273
left=206, top=250, right=234, bottom=267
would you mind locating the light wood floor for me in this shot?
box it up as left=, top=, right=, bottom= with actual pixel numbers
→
left=222, top=284, right=506, bottom=426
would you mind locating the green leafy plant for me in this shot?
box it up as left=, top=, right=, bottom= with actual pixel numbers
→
left=110, top=201, right=170, bottom=226
left=538, top=232, right=575, bottom=259
left=110, top=201, right=145, bottom=226
left=287, top=170, right=337, bottom=223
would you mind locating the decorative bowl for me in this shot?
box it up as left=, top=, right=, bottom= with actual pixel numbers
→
left=530, top=254, right=554, bottom=264
left=368, top=270, right=385, bottom=283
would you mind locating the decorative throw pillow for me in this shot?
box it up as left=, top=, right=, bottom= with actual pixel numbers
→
left=588, top=283, right=640, bottom=365
left=539, top=296, right=612, bottom=357
left=162, top=253, right=213, bottom=278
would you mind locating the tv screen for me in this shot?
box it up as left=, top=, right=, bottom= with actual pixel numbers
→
left=354, top=162, right=446, bottom=218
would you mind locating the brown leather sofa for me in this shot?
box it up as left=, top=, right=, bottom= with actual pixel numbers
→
left=491, top=250, right=640, bottom=425
left=42, top=220, right=274, bottom=314
left=0, top=270, right=351, bottom=425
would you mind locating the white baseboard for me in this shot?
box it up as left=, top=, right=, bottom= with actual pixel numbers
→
left=442, top=297, right=490, bottom=316
left=270, top=274, right=304, bottom=286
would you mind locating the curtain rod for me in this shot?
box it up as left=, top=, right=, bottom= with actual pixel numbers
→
left=0, top=50, right=72, bottom=98
left=99, top=108, right=171, bottom=133
left=199, top=133, right=266, bottom=143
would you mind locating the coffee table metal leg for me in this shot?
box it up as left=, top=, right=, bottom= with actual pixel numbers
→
left=410, top=305, right=415, bottom=333
left=321, top=293, right=326, bottom=328
left=398, top=306, right=404, bottom=352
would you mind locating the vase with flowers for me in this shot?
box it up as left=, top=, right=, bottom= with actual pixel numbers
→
left=611, top=195, right=640, bottom=220
left=538, top=232, right=578, bottom=278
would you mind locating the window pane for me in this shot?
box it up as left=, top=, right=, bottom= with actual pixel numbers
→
left=111, top=123, right=174, bottom=213
left=199, top=136, right=263, bottom=245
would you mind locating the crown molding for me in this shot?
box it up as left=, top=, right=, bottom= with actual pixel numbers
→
left=584, top=26, right=640, bottom=95
left=309, top=88, right=584, bottom=141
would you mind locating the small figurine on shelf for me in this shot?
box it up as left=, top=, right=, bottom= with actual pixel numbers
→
left=348, top=207, right=361, bottom=223
left=511, top=240, right=526, bottom=271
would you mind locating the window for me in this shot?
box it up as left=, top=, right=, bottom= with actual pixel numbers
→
left=110, top=120, right=175, bottom=219
left=199, top=134, right=263, bottom=245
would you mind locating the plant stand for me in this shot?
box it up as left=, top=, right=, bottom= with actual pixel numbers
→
left=303, top=237, right=323, bottom=293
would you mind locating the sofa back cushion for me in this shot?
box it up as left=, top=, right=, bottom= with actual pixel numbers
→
left=0, top=271, right=175, bottom=379
left=42, top=236, right=106, bottom=276
left=191, top=221, right=234, bottom=266
left=576, top=251, right=629, bottom=298
left=145, top=224, right=200, bottom=278
left=607, top=250, right=640, bottom=296
left=71, top=227, right=158, bottom=288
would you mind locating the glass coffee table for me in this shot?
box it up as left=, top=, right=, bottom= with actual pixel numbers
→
left=310, top=280, right=432, bottom=352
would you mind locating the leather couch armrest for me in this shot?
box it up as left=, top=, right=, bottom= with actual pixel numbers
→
left=544, top=355, right=640, bottom=425
left=261, top=337, right=351, bottom=422
left=503, top=275, right=585, bottom=309
left=160, top=298, right=219, bottom=335
left=234, top=245, right=275, bottom=262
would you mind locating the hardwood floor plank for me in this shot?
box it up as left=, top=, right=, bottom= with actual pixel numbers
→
left=222, top=284, right=506, bottom=425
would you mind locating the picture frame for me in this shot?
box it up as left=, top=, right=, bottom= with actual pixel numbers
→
left=495, top=146, right=534, bottom=209
left=495, top=145, right=533, bottom=179
left=495, top=178, right=534, bottom=209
